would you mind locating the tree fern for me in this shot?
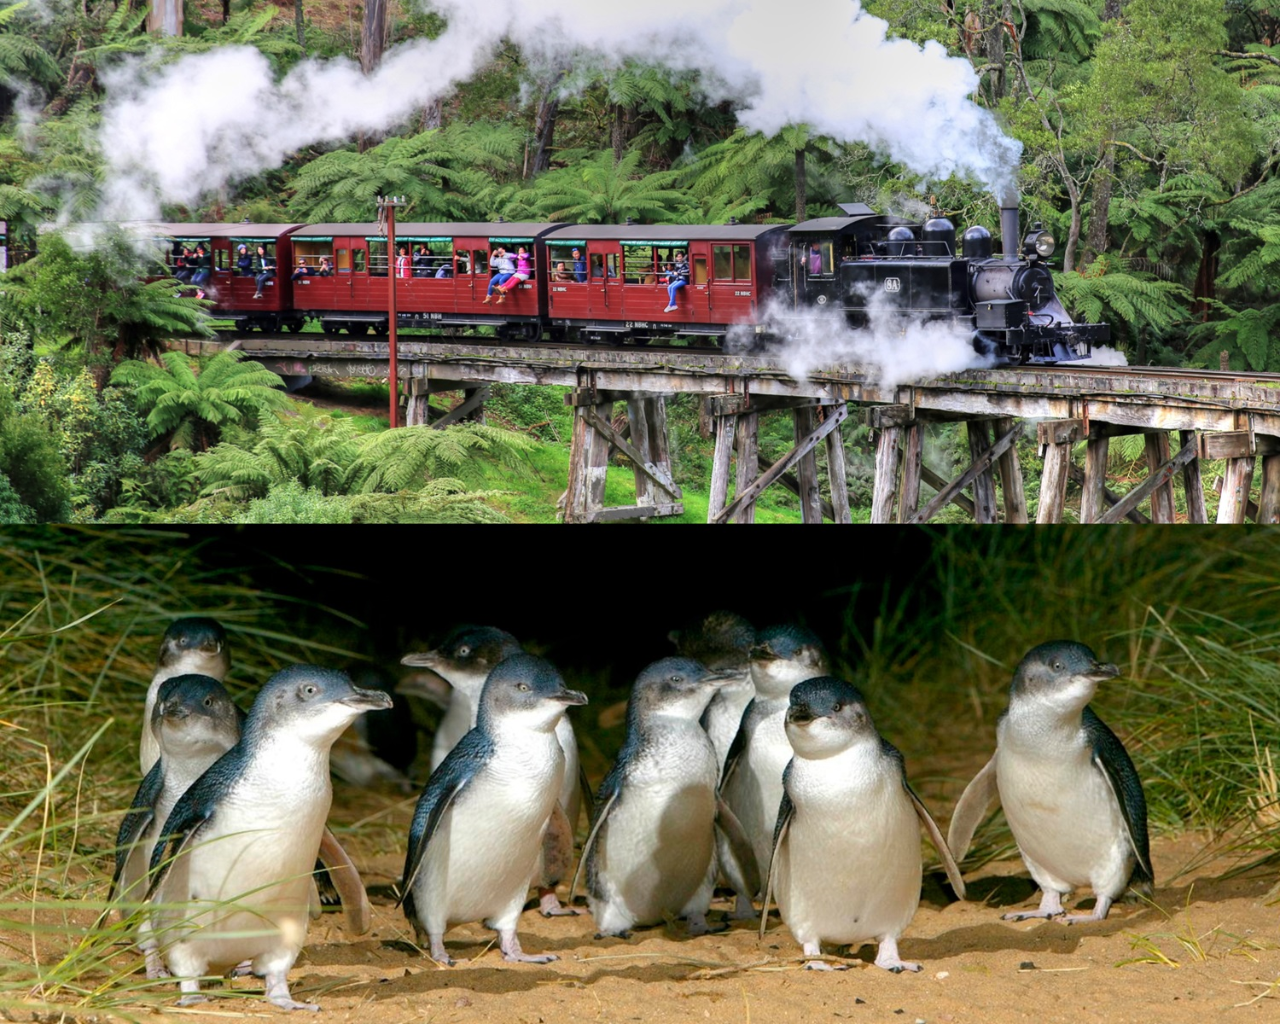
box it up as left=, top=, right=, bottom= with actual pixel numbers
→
left=1054, top=261, right=1191, bottom=344
left=346, top=423, right=534, bottom=495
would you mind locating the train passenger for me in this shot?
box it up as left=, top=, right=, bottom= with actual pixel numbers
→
left=662, top=250, right=689, bottom=313
left=190, top=245, right=211, bottom=298
left=572, top=248, right=587, bottom=283
left=173, top=246, right=194, bottom=283
left=318, top=257, right=332, bottom=276
left=396, top=245, right=411, bottom=279
left=495, top=245, right=533, bottom=303
left=435, top=259, right=453, bottom=278
left=252, top=244, right=275, bottom=299
left=413, top=245, right=431, bottom=277
left=804, top=242, right=822, bottom=275
left=291, top=256, right=310, bottom=281
left=236, top=244, right=253, bottom=276
left=554, top=262, right=574, bottom=282
left=482, top=246, right=516, bottom=303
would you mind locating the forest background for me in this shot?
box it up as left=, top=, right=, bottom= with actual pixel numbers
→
left=0, top=0, right=1277, bottom=523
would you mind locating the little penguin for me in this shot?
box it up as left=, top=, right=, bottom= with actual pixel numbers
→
left=761, top=678, right=965, bottom=972
left=948, top=640, right=1152, bottom=923
left=572, top=657, right=756, bottom=938
left=401, top=625, right=588, bottom=915
left=720, top=624, right=830, bottom=896
left=141, top=618, right=230, bottom=774
left=113, top=674, right=241, bottom=979
left=146, top=665, right=392, bottom=1009
left=668, top=611, right=756, bottom=779
left=399, top=653, right=587, bottom=966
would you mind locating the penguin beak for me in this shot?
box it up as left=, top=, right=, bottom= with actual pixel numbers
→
left=551, top=689, right=589, bottom=707
left=749, top=642, right=778, bottom=662
left=1089, top=661, right=1120, bottom=682
left=786, top=705, right=816, bottom=726
left=159, top=703, right=190, bottom=721
left=400, top=650, right=442, bottom=669
left=702, top=669, right=740, bottom=687
left=342, top=688, right=394, bottom=711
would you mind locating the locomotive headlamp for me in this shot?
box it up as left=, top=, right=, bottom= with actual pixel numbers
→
left=1023, top=223, right=1055, bottom=259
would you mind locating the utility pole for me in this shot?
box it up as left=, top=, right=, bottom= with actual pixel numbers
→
left=376, top=195, right=406, bottom=428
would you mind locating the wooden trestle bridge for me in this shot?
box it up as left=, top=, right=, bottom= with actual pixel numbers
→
left=180, top=336, right=1280, bottom=524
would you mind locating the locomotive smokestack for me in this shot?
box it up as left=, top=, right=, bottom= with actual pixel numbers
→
left=1000, top=190, right=1020, bottom=261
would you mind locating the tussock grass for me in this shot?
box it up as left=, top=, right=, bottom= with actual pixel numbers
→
left=0, top=529, right=362, bottom=1015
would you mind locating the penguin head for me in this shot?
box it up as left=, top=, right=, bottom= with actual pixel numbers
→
left=627, top=657, right=738, bottom=726
left=477, top=653, right=587, bottom=734
left=156, top=617, right=230, bottom=680
left=749, top=624, right=829, bottom=698
left=400, top=625, right=521, bottom=696
left=784, top=677, right=875, bottom=759
left=248, top=665, right=394, bottom=746
left=1010, top=641, right=1120, bottom=714
left=668, top=611, right=756, bottom=671
left=153, top=673, right=242, bottom=760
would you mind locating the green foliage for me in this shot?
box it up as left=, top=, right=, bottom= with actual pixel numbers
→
left=0, top=385, right=71, bottom=522
left=500, top=148, right=692, bottom=224
left=112, top=448, right=199, bottom=513
left=0, top=470, right=33, bottom=523
left=0, top=2, right=62, bottom=90
left=196, top=404, right=363, bottom=499
left=1188, top=304, right=1280, bottom=372
left=288, top=124, right=524, bottom=223
left=347, top=422, right=535, bottom=494
left=109, top=350, right=290, bottom=451
left=236, top=479, right=354, bottom=523
left=1053, top=259, right=1191, bottom=347
left=0, top=233, right=212, bottom=362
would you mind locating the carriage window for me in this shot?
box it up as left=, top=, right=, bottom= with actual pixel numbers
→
left=589, top=253, right=618, bottom=279
left=713, top=246, right=732, bottom=281
left=622, top=246, right=659, bottom=285
left=336, top=248, right=350, bottom=273
left=367, top=241, right=387, bottom=276
left=214, top=249, right=228, bottom=271
left=293, top=241, right=333, bottom=272
left=548, top=244, right=586, bottom=282
left=354, top=248, right=366, bottom=274
left=800, top=241, right=834, bottom=275
left=733, top=245, right=752, bottom=281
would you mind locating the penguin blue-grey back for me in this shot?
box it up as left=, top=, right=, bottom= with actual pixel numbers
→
left=141, top=618, right=230, bottom=774
left=761, top=678, right=964, bottom=972
left=576, top=657, right=742, bottom=937
left=114, top=674, right=240, bottom=980
left=400, top=653, right=587, bottom=966
left=948, top=641, right=1151, bottom=923
left=719, top=624, right=830, bottom=904
left=146, top=665, right=392, bottom=1010
left=401, top=625, right=586, bottom=915
left=669, top=611, right=756, bottom=778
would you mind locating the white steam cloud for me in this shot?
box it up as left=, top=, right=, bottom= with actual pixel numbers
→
left=1075, top=345, right=1129, bottom=367
left=736, top=298, right=998, bottom=391
left=93, top=0, right=1021, bottom=222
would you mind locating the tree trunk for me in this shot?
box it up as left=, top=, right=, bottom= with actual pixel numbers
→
left=222, top=0, right=230, bottom=23
left=296, top=0, right=305, bottom=54
left=981, top=0, right=1006, bottom=101
left=361, top=0, right=387, bottom=76
left=1192, top=231, right=1220, bottom=320
left=611, top=103, right=625, bottom=165
left=530, top=66, right=569, bottom=176
left=794, top=148, right=807, bottom=224
left=1102, top=0, right=1125, bottom=19
left=359, top=0, right=389, bottom=151
left=1063, top=181, right=1082, bottom=273
left=1081, top=147, right=1115, bottom=267
left=421, top=99, right=443, bottom=131
left=147, top=0, right=183, bottom=36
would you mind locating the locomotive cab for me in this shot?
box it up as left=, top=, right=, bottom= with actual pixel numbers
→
left=785, top=204, right=1108, bottom=365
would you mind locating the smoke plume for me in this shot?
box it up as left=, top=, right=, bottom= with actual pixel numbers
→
left=92, top=0, right=1021, bottom=223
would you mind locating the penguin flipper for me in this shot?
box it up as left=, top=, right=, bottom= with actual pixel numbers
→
left=400, top=731, right=494, bottom=910
left=719, top=698, right=755, bottom=790
left=947, top=754, right=999, bottom=862
left=758, top=784, right=793, bottom=940
left=577, top=763, right=596, bottom=824
left=906, top=784, right=966, bottom=900
left=317, top=828, right=372, bottom=936
left=112, top=761, right=163, bottom=899
left=714, top=797, right=760, bottom=899
left=569, top=787, right=618, bottom=906
left=1084, top=707, right=1153, bottom=889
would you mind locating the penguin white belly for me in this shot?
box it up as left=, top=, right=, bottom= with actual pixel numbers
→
left=723, top=704, right=790, bottom=875
left=776, top=766, right=920, bottom=947
left=431, top=692, right=479, bottom=770
left=997, top=743, right=1132, bottom=896
left=156, top=757, right=331, bottom=972
left=417, top=747, right=563, bottom=932
left=703, top=677, right=753, bottom=773
left=593, top=778, right=717, bottom=924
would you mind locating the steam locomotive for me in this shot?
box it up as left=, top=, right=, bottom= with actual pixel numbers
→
left=153, top=202, right=1107, bottom=365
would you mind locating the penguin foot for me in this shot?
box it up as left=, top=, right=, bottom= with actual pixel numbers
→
left=803, top=961, right=848, bottom=971
left=499, top=930, right=556, bottom=964
left=176, top=994, right=209, bottom=1007
left=729, top=895, right=758, bottom=921
left=1001, top=910, right=1063, bottom=922
left=595, top=930, right=632, bottom=940
left=265, top=970, right=320, bottom=1010
left=226, top=960, right=255, bottom=978
left=144, top=949, right=171, bottom=980
left=538, top=890, right=579, bottom=917
left=269, top=996, right=321, bottom=1011
left=873, top=938, right=921, bottom=973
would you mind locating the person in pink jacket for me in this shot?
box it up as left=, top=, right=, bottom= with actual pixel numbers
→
left=495, top=246, right=533, bottom=303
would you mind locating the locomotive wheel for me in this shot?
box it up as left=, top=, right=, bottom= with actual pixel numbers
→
left=522, top=322, right=543, bottom=343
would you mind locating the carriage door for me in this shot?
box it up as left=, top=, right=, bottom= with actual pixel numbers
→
left=586, top=245, right=620, bottom=316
